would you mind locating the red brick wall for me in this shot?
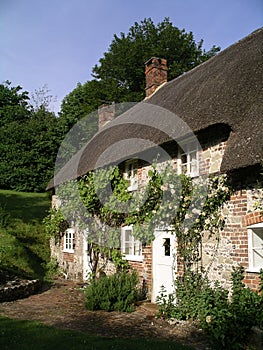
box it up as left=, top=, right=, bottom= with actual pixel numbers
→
left=128, top=244, right=152, bottom=298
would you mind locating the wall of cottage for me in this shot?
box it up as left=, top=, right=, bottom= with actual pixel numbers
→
left=50, top=227, right=84, bottom=280
left=128, top=244, right=152, bottom=299
left=50, top=195, right=85, bottom=280
left=50, top=127, right=262, bottom=294
left=133, top=138, right=262, bottom=294
left=125, top=135, right=232, bottom=296
left=201, top=186, right=263, bottom=291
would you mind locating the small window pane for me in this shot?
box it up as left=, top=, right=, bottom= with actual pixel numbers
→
left=134, top=240, right=142, bottom=255
left=163, top=238, right=171, bottom=256
left=253, top=247, right=263, bottom=267
left=125, top=230, right=132, bottom=241
left=250, top=228, right=263, bottom=269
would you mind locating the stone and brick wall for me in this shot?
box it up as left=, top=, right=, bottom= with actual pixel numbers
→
left=50, top=133, right=262, bottom=293
left=49, top=209, right=85, bottom=281
left=201, top=186, right=263, bottom=291
left=128, top=244, right=153, bottom=299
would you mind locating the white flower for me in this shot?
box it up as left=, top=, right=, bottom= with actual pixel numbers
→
left=192, top=208, right=201, bottom=215
left=206, top=315, right=212, bottom=323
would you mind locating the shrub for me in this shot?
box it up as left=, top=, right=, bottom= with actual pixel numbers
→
left=198, top=266, right=263, bottom=349
left=85, top=270, right=140, bottom=312
left=43, top=258, right=60, bottom=282
left=157, top=266, right=263, bottom=349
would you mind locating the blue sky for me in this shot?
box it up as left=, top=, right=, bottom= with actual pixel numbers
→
left=1, top=0, right=262, bottom=114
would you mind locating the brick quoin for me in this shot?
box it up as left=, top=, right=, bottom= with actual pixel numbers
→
left=242, top=211, right=263, bottom=227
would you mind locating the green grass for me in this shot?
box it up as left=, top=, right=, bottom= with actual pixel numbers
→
left=0, top=317, right=194, bottom=350
left=0, top=189, right=50, bottom=224
left=0, top=189, right=51, bottom=279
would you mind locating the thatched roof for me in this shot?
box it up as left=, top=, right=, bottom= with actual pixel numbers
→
left=47, top=28, right=263, bottom=190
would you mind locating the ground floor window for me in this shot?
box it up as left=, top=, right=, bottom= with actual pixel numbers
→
left=63, top=228, right=75, bottom=253
left=121, top=225, right=142, bottom=261
left=247, top=223, right=263, bottom=272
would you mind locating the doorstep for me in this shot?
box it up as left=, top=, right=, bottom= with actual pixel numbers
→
left=136, top=300, right=159, bottom=316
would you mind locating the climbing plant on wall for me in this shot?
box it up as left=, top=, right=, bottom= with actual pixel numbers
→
left=48, top=162, right=231, bottom=275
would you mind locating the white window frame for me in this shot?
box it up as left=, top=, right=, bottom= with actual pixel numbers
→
left=121, top=225, right=142, bottom=262
left=123, top=159, right=138, bottom=191
left=63, top=228, right=75, bottom=253
left=177, top=139, right=199, bottom=177
left=247, top=223, right=263, bottom=272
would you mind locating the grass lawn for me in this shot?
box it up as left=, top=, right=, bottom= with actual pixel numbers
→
left=0, top=189, right=51, bottom=279
left=0, top=189, right=50, bottom=224
left=0, top=317, right=194, bottom=350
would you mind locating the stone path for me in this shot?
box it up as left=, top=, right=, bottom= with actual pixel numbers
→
left=0, top=279, right=208, bottom=349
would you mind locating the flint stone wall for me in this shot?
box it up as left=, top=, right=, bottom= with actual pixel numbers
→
left=0, top=279, right=41, bottom=302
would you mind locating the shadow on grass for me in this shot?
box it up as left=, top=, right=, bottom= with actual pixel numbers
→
left=0, top=317, right=194, bottom=350
left=0, top=190, right=50, bottom=224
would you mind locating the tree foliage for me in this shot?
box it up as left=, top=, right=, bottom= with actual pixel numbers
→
left=92, top=17, right=220, bottom=101
left=60, top=17, right=220, bottom=123
left=0, top=81, right=30, bottom=127
left=0, top=81, right=63, bottom=192
left=0, top=18, right=221, bottom=192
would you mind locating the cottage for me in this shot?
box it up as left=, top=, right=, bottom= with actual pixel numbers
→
left=47, top=28, right=263, bottom=301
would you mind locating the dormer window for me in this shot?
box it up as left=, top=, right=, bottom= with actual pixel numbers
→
left=177, top=140, right=199, bottom=177
left=123, top=159, right=138, bottom=191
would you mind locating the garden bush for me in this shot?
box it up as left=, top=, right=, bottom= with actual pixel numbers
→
left=85, top=270, right=140, bottom=312
left=157, top=266, right=263, bottom=349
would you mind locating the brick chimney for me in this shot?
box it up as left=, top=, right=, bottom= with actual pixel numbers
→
left=145, top=57, right=168, bottom=98
left=98, top=102, right=115, bottom=130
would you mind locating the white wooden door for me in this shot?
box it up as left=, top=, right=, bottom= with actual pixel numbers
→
left=152, top=230, right=176, bottom=302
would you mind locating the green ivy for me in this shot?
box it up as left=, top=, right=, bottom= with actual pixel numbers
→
left=47, top=163, right=231, bottom=275
left=42, top=208, right=69, bottom=243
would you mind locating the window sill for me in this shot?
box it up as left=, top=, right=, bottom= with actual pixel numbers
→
left=123, top=255, right=143, bottom=262
left=246, top=268, right=262, bottom=273
left=63, top=250, right=74, bottom=254
left=127, top=185, right=138, bottom=192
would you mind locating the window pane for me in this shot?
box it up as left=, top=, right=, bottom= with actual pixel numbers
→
left=124, top=242, right=132, bottom=255
left=181, top=153, right=187, bottom=164
left=252, top=228, right=263, bottom=268
left=163, top=238, right=171, bottom=256
left=253, top=247, right=263, bottom=267
left=121, top=226, right=142, bottom=257
left=134, top=240, right=142, bottom=255
left=252, top=229, right=263, bottom=246
left=125, top=230, right=132, bottom=241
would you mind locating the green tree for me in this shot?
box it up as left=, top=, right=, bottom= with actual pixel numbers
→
left=0, top=81, right=30, bottom=127
left=60, top=18, right=220, bottom=125
left=93, top=17, right=220, bottom=101
left=31, top=84, right=57, bottom=112
left=0, top=107, right=60, bottom=191
left=0, top=81, right=63, bottom=191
